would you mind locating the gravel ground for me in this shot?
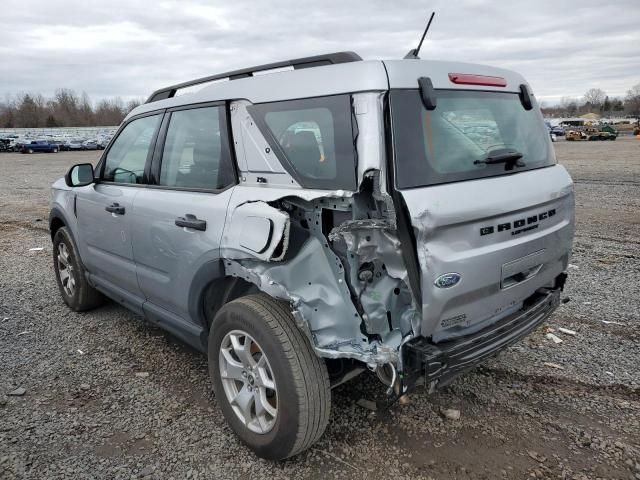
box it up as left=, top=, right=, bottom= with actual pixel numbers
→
left=1, top=139, right=639, bottom=479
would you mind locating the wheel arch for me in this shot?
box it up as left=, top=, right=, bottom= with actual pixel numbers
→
left=49, top=207, right=87, bottom=270
left=49, top=209, right=67, bottom=240
left=189, top=260, right=260, bottom=344
left=202, top=276, right=260, bottom=330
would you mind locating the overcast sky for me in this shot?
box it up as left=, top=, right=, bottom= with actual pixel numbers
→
left=2, top=0, right=639, bottom=105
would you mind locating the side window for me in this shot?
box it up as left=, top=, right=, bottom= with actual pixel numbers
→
left=248, top=95, right=356, bottom=190
left=103, top=114, right=161, bottom=184
left=158, top=106, right=235, bottom=190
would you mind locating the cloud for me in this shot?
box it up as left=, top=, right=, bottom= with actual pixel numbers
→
left=1, top=0, right=639, bottom=103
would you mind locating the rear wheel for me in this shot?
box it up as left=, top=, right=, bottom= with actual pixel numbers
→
left=53, top=227, right=104, bottom=311
left=208, top=294, right=330, bottom=460
left=27, top=148, right=33, bottom=154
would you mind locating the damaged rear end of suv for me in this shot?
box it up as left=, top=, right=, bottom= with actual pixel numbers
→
left=50, top=51, right=574, bottom=460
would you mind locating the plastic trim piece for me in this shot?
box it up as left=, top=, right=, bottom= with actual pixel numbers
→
left=403, top=287, right=561, bottom=390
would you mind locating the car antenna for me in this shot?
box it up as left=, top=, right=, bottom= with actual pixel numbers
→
left=404, top=11, right=435, bottom=59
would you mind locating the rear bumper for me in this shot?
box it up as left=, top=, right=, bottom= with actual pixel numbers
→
left=402, top=286, right=562, bottom=391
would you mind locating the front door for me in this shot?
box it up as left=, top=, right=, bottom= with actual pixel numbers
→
left=131, top=104, right=237, bottom=324
left=76, top=113, right=163, bottom=310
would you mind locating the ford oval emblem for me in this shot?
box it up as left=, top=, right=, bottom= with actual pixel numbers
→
left=434, top=273, right=461, bottom=288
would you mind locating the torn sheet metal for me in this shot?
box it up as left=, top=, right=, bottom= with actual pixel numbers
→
left=221, top=201, right=290, bottom=261
left=329, top=219, right=420, bottom=337
left=222, top=197, right=405, bottom=365
left=226, top=239, right=398, bottom=365
left=219, top=176, right=416, bottom=366
left=226, top=236, right=362, bottom=344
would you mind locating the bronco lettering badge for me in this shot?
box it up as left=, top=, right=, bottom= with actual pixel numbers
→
left=480, top=208, right=556, bottom=237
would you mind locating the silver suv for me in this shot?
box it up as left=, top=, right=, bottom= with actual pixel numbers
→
left=49, top=52, right=574, bottom=459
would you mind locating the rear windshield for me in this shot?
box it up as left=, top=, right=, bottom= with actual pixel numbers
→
left=390, top=89, right=555, bottom=188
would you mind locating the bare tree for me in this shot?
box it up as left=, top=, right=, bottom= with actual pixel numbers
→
left=125, top=99, right=143, bottom=113
left=559, top=97, right=579, bottom=116
left=95, top=98, right=126, bottom=126
left=0, top=89, right=138, bottom=128
left=54, top=89, right=82, bottom=126
left=15, top=94, right=43, bottom=127
left=78, top=92, right=95, bottom=126
left=625, top=83, right=640, bottom=117
left=583, top=88, right=606, bottom=112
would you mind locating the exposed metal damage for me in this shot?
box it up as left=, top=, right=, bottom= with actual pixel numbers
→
left=219, top=92, right=420, bottom=370
left=220, top=175, right=420, bottom=368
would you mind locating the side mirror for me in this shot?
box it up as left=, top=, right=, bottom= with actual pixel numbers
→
left=65, top=163, right=95, bottom=187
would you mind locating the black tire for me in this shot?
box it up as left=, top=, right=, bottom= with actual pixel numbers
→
left=52, top=227, right=104, bottom=311
left=208, top=294, right=330, bottom=460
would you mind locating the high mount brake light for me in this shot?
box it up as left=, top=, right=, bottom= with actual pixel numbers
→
left=448, top=73, right=507, bottom=87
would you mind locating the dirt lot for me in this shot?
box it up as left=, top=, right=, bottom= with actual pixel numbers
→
left=1, top=139, right=639, bottom=479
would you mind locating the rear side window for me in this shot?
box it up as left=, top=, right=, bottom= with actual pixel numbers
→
left=248, top=95, right=356, bottom=190
left=158, top=106, right=235, bottom=190
left=103, top=114, right=161, bottom=184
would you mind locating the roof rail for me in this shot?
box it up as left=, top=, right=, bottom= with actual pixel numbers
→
left=145, top=51, right=362, bottom=104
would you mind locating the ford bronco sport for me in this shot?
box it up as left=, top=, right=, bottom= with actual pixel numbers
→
left=49, top=52, right=574, bottom=459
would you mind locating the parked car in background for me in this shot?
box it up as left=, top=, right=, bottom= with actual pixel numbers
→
left=0, top=138, right=14, bottom=152
left=49, top=140, right=67, bottom=150
left=66, top=140, right=85, bottom=151
left=550, top=126, right=565, bottom=136
left=82, top=140, right=100, bottom=150
left=21, top=140, right=59, bottom=154
left=544, top=122, right=557, bottom=142
left=14, top=140, right=28, bottom=151
left=97, top=137, right=111, bottom=150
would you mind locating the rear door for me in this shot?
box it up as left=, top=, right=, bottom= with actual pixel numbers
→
left=131, top=103, right=237, bottom=327
left=389, top=87, right=574, bottom=343
left=76, top=112, right=163, bottom=311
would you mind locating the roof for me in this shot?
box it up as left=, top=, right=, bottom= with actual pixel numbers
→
left=127, top=60, right=389, bottom=119
left=127, top=54, right=529, bottom=120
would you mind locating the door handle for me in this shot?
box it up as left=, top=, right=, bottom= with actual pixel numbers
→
left=175, top=214, right=206, bottom=231
left=105, top=203, right=125, bottom=215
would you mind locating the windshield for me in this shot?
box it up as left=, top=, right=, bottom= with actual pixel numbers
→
left=390, top=89, right=555, bottom=188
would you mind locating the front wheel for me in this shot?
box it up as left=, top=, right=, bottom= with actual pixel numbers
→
left=52, top=227, right=104, bottom=311
left=208, top=294, right=330, bottom=460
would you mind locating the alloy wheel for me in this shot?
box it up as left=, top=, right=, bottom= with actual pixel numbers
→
left=219, top=330, right=278, bottom=434
left=57, top=243, right=76, bottom=297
